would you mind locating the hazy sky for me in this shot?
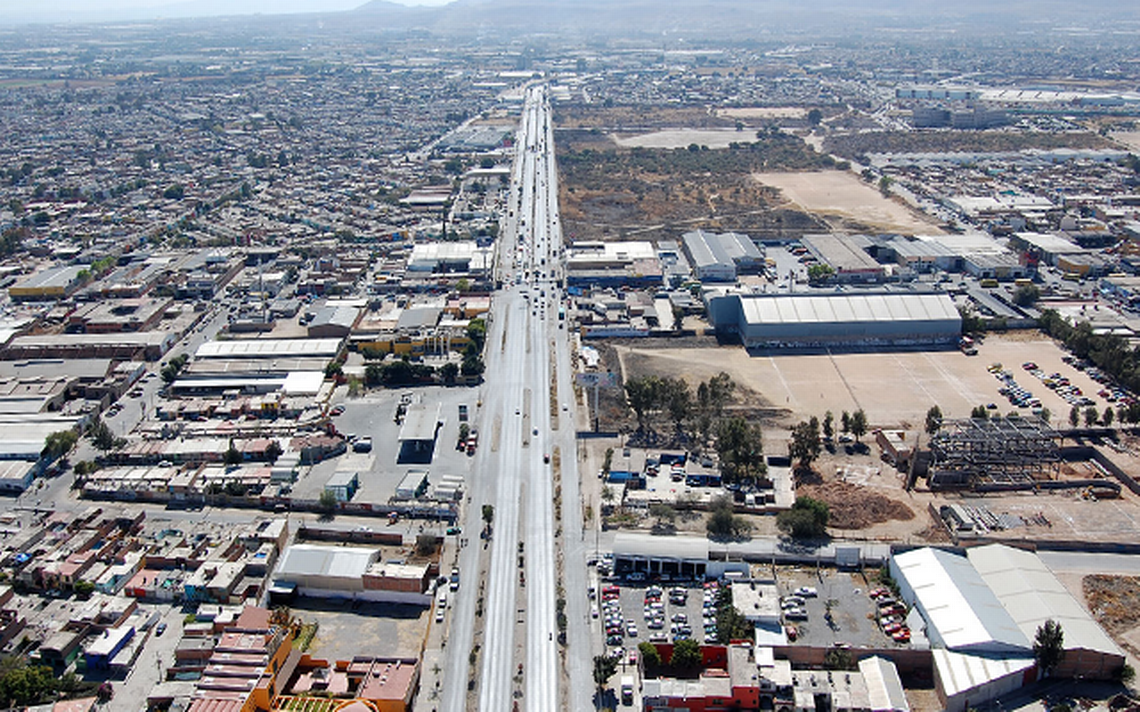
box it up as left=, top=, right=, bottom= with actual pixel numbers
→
left=0, top=0, right=453, bottom=23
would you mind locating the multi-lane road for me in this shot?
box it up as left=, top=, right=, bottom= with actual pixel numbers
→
left=440, top=84, right=588, bottom=711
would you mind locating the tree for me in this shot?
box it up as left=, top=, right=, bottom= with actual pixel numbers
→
left=822, top=411, right=834, bottom=441
left=89, top=418, right=116, bottom=452
left=625, top=375, right=661, bottom=431
left=73, top=580, right=95, bottom=599
left=807, top=108, right=824, bottom=126
left=671, top=638, right=702, bottom=670
left=649, top=503, right=677, bottom=529
left=971, top=405, right=990, bottom=419
left=224, top=441, right=243, bottom=466
left=637, top=641, right=661, bottom=670
left=850, top=409, right=868, bottom=443
left=925, top=405, right=943, bottom=435
left=661, top=377, right=692, bottom=434
left=440, top=362, right=459, bottom=385
left=1013, top=283, right=1040, bottom=307
left=706, top=496, right=751, bottom=539
left=840, top=411, right=850, bottom=435
left=714, top=417, right=766, bottom=483
left=461, top=352, right=484, bottom=377
left=318, top=488, right=338, bottom=512
left=807, top=263, right=835, bottom=284
left=777, top=496, right=830, bottom=539
left=265, top=440, right=283, bottom=463
left=1069, top=406, right=1080, bottom=428
left=42, top=430, right=78, bottom=461
left=1085, top=406, right=1100, bottom=427
left=789, top=418, right=821, bottom=470
left=592, top=654, right=619, bottom=692
left=824, top=648, right=855, bottom=671
left=1033, top=619, right=1065, bottom=678
left=1104, top=406, right=1115, bottom=427
left=0, top=659, right=58, bottom=706
left=482, top=504, right=494, bottom=526
left=714, top=585, right=753, bottom=643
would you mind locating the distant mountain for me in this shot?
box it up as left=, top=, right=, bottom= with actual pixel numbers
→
left=351, top=0, right=1140, bottom=38
left=0, top=0, right=363, bottom=25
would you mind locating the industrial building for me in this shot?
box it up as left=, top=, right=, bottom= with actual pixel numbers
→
left=927, top=417, right=1061, bottom=490
left=890, top=545, right=1125, bottom=712
left=406, top=241, right=493, bottom=275
left=564, top=241, right=663, bottom=288
left=271, top=545, right=431, bottom=604
left=681, top=230, right=764, bottom=283
left=707, top=291, right=961, bottom=350
left=800, top=234, right=885, bottom=283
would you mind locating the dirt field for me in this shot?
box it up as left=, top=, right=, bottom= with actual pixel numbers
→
left=614, top=333, right=1108, bottom=429
left=612, top=128, right=757, bottom=150
left=1111, top=131, right=1140, bottom=152
left=717, top=107, right=807, bottom=120
left=753, top=170, right=945, bottom=235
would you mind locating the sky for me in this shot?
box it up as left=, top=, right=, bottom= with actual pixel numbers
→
left=0, top=0, right=454, bottom=24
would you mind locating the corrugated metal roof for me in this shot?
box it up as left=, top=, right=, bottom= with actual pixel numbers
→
left=894, top=548, right=1029, bottom=653
left=739, top=293, right=959, bottom=326
left=859, top=656, right=910, bottom=712
left=932, top=648, right=1034, bottom=698
left=196, top=339, right=342, bottom=359
left=967, top=544, right=1123, bottom=658
left=276, top=545, right=376, bottom=580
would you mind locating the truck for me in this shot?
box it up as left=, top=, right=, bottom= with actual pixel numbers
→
left=620, top=675, right=634, bottom=705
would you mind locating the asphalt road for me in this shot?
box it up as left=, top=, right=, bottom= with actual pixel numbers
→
left=438, top=84, right=568, bottom=712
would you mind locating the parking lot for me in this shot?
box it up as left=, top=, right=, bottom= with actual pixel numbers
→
left=775, top=567, right=905, bottom=648
left=591, top=576, right=719, bottom=655
left=295, top=385, right=480, bottom=504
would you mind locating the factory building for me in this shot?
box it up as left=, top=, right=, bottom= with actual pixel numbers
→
left=706, top=292, right=961, bottom=350
left=681, top=230, right=764, bottom=283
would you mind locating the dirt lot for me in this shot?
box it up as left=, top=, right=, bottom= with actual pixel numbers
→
left=612, top=129, right=760, bottom=150
left=1111, top=131, right=1140, bottom=152
left=613, top=333, right=1118, bottom=429
left=753, top=170, right=945, bottom=235
left=716, top=107, right=807, bottom=120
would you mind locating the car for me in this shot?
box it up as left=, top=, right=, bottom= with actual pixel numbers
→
left=446, top=526, right=462, bottom=536
left=591, top=606, right=599, bottom=618
left=330, top=405, right=345, bottom=416
left=533, top=427, right=539, bottom=436
left=156, top=623, right=167, bottom=636
left=352, top=437, right=373, bottom=453
left=543, top=453, right=550, bottom=463
left=435, top=608, right=445, bottom=623
left=794, top=586, right=818, bottom=598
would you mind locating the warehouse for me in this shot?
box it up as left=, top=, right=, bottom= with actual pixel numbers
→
left=406, top=242, right=493, bottom=275
left=801, top=234, right=885, bottom=283
left=890, top=545, right=1126, bottom=712
left=707, top=291, right=961, bottom=350
left=681, top=230, right=763, bottom=283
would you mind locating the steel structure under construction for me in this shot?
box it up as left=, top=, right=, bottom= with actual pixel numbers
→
left=928, top=416, right=1061, bottom=489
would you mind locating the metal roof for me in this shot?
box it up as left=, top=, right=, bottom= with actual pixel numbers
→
left=276, top=544, right=376, bottom=580
left=739, top=292, right=959, bottom=327
left=398, top=402, right=442, bottom=441
left=612, top=531, right=709, bottom=561
left=931, top=648, right=1034, bottom=699
left=893, top=548, right=1029, bottom=653
left=967, top=544, right=1123, bottom=657
left=858, top=656, right=910, bottom=712
left=195, top=338, right=342, bottom=359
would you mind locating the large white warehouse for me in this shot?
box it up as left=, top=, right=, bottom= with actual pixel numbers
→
left=707, top=291, right=961, bottom=350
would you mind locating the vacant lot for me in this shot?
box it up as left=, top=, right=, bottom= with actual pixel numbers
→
left=1111, top=131, right=1140, bottom=152
left=614, top=333, right=1110, bottom=429
left=754, top=170, right=945, bottom=235
left=612, top=128, right=758, bottom=150
left=823, top=130, right=1112, bottom=162
left=717, top=107, right=807, bottom=120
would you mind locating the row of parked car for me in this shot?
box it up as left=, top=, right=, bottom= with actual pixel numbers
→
left=871, top=587, right=911, bottom=643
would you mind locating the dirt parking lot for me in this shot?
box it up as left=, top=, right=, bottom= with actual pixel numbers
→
left=294, top=598, right=429, bottom=661
left=616, top=334, right=1107, bottom=430
left=753, top=170, right=944, bottom=234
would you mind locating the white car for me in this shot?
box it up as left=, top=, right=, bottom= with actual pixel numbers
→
left=795, top=586, right=818, bottom=598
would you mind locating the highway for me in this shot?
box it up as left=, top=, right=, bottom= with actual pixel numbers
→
left=440, top=84, right=575, bottom=712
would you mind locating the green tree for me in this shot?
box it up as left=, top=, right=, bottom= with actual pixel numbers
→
left=789, top=417, right=821, bottom=470
left=0, top=659, right=58, bottom=706
left=461, top=352, right=484, bottom=377
left=822, top=411, right=834, bottom=441
left=776, top=496, right=830, bottom=539
left=706, top=496, right=751, bottom=539
left=440, top=362, right=459, bottom=385
left=925, top=405, right=943, bottom=435
left=1104, top=406, right=1115, bottom=427
left=714, top=417, right=766, bottom=483
left=73, top=580, right=95, bottom=599
left=971, top=405, right=990, bottom=420
left=850, top=409, right=868, bottom=443
left=807, top=263, right=835, bottom=284
left=824, top=648, right=855, bottom=671
left=1033, top=619, right=1065, bottom=678
left=649, top=503, right=677, bottom=530
left=89, top=418, right=116, bottom=452
left=265, top=440, right=283, bottom=463
left=466, top=318, right=487, bottom=351
left=840, top=411, right=851, bottom=435
left=42, top=430, right=78, bottom=460
left=224, top=441, right=243, bottom=466
left=1085, top=406, right=1100, bottom=427
left=638, top=641, right=662, bottom=669
left=670, top=638, right=702, bottom=670
left=1069, top=406, right=1080, bottom=428
left=325, top=361, right=343, bottom=379
left=625, top=375, right=661, bottom=431
left=714, top=585, right=753, bottom=644
left=807, top=108, right=824, bottom=126
left=1013, top=283, right=1040, bottom=307
left=592, top=654, right=619, bottom=692
left=482, top=504, right=494, bottom=526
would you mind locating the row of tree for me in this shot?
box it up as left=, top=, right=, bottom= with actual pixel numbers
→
left=788, top=409, right=868, bottom=470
